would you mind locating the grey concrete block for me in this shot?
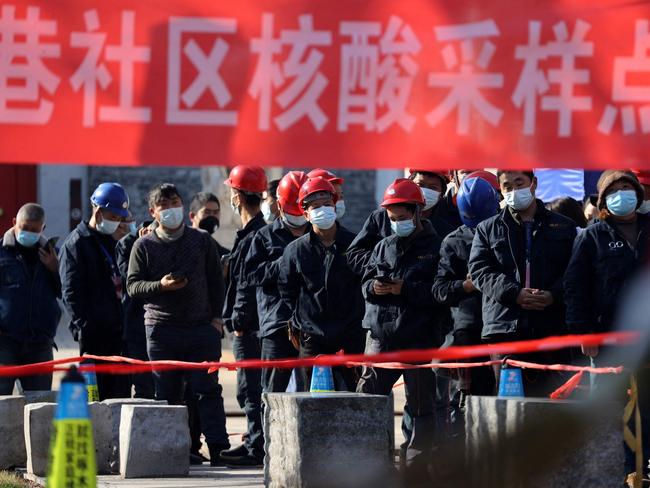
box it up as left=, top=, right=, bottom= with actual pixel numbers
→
left=263, top=392, right=394, bottom=488
left=465, top=396, right=624, bottom=488
left=88, top=402, right=113, bottom=475
left=24, top=402, right=55, bottom=476
left=0, top=395, right=27, bottom=469
left=101, top=398, right=166, bottom=473
left=23, top=390, right=58, bottom=404
left=24, top=402, right=114, bottom=476
left=119, top=405, right=190, bottom=478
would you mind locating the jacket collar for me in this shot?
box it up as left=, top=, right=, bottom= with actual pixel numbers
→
left=3, top=228, right=48, bottom=248
left=502, top=199, right=550, bottom=226
left=236, top=212, right=265, bottom=240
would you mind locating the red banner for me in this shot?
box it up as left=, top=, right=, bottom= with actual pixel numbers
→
left=1, top=0, right=649, bottom=168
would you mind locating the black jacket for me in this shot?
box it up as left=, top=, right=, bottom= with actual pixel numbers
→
left=468, top=202, right=576, bottom=339
left=564, top=215, right=650, bottom=333
left=59, top=221, right=123, bottom=343
left=361, top=221, right=443, bottom=351
left=278, top=224, right=363, bottom=346
left=115, top=233, right=144, bottom=343
left=243, top=219, right=309, bottom=338
left=347, top=206, right=454, bottom=276
left=432, top=225, right=482, bottom=344
left=222, top=213, right=266, bottom=332
left=0, top=229, right=61, bottom=343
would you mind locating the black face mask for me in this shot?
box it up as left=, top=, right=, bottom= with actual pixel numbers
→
left=199, top=216, right=219, bottom=234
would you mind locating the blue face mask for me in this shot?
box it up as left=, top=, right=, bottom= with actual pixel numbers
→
left=159, top=206, right=184, bottom=229
left=308, top=206, right=337, bottom=230
left=391, top=219, right=416, bottom=237
left=16, top=230, right=41, bottom=247
left=606, top=190, right=638, bottom=217
left=128, top=222, right=137, bottom=236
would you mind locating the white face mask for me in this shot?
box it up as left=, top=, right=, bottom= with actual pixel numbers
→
left=96, top=213, right=121, bottom=235
left=638, top=200, right=650, bottom=214
left=159, top=206, right=184, bottom=229
left=335, top=200, right=346, bottom=219
left=261, top=201, right=277, bottom=224
left=308, top=206, right=337, bottom=230
left=420, top=188, right=441, bottom=210
left=503, top=185, right=535, bottom=211
left=283, top=213, right=308, bottom=228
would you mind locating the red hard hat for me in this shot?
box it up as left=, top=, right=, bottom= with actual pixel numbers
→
left=277, top=171, right=308, bottom=216
left=298, top=177, right=338, bottom=209
left=465, top=170, right=500, bottom=191
left=381, top=178, right=425, bottom=207
left=632, top=169, right=650, bottom=186
left=407, top=168, right=450, bottom=182
left=224, top=165, right=267, bottom=193
left=307, top=168, right=344, bottom=185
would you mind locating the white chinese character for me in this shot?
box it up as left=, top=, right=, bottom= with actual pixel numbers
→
left=338, top=16, right=421, bottom=133
left=70, top=10, right=111, bottom=127
left=167, top=17, right=237, bottom=126
left=512, top=20, right=593, bottom=137
left=70, top=10, right=151, bottom=125
left=599, top=19, right=650, bottom=135
left=0, top=5, right=60, bottom=124
left=249, top=14, right=332, bottom=131
left=426, top=20, right=504, bottom=135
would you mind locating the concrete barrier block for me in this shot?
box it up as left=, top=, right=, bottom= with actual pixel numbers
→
left=263, top=392, right=394, bottom=488
left=24, top=402, right=55, bottom=476
left=23, top=390, right=58, bottom=405
left=88, top=402, right=113, bottom=475
left=101, top=398, right=166, bottom=473
left=24, top=402, right=114, bottom=476
left=465, top=395, right=624, bottom=488
left=119, top=405, right=190, bottom=478
left=0, top=395, right=27, bottom=469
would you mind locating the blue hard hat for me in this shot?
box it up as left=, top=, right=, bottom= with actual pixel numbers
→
left=457, top=176, right=499, bottom=228
left=90, top=183, right=129, bottom=218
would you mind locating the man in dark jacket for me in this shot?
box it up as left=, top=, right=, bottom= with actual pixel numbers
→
left=433, top=174, right=500, bottom=398
left=221, top=166, right=268, bottom=467
left=278, top=177, right=365, bottom=391
left=115, top=220, right=154, bottom=399
left=468, top=170, right=576, bottom=397
left=356, top=178, right=440, bottom=480
left=60, top=182, right=131, bottom=400
left=0, top=203, right=61, bottom=395
left=243, top=171, right=310, bottom=394
left=127, top=183, right=229, bottom=465
left=563, top=170, right=650, bottom=480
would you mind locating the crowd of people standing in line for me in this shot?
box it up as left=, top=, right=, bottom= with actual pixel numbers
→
left=1, top=165, right=650, bottom=484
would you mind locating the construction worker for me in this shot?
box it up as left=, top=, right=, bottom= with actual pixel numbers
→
left=347, top=168, right=453, bottom=276
left=243, top=171, right=310, bottom=393
left=221, top=165, right=268, bottom=467
left=347, top=168, right=455, bottom=462
left=468, top=170, right=577, bottom=396
left=307, top=169, right=346, bottom=220
left=356, top=178, right=440, bottom=481
left=433, top=174, right=500, bottom=400
left=59, top=182, right=131, bottom=400
left=278, top=177, right=365, bottom=391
